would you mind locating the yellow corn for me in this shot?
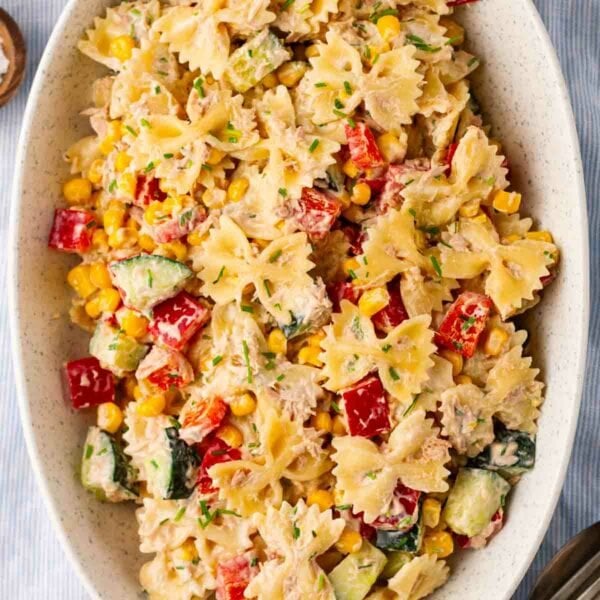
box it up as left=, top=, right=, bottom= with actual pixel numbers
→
left=97, top=402, right=123, bottom=434
left=206, top=147, right=226, bottom=166
left=483, top=326, right=509, bottom=357
left=114, top=151, right=132, bottom=172
left=267, top=329, right=288, bottom=355
left=261, top=72, right=279, bottom=89
left=307, top=330, right=326, bottom=347
left=305, top=44, right=320, bottom=58
left=126, top=216, right=140, bottom=231
left=377, top=132, right=404, bottom=163
left=358, top=287, right=390, bottom=317
left=307, top=489, right=335, bottom=512
left=454, top=374, right=472, bottom=385
left=332, top=415, right=347, bottom=436
left=351, top=182, right=372, bottom=206
left=109, top=35, right=135, bottom=62
left=298, top=345, right=323, bottom=367
left=343, top=258, right=360, bottom=278
left=216, top=424, right=243, bottom=448
left=89, top=262, right=113, bottom=289
left=119, top=172, right=137, bottom=197
left=99, top=136, right=117, bottom=156
left=230, top=393, right=257, bottom=417
left=160, top=240, right=187, bottom=262
left=87, top=160, right=105, bottom=185
left=84, top=298, right=102, bottom=319
left=423, top=531, right=454, bottom=559
left=422, top=498, right=442, bottom=529
left=106, top=120, right=124, bottom=140
left=459, top=200, right=480, bottom=218
left=186, top=230, right=205, bottom=247
left=133, top=385, right=144, bottom=402
left=121, top=310, right=149, bottom=339
left=336, top=529, right=362, bottom=554
left=526, top=230, right=554, bottom=243
left=103, top=206, right=126, bottom=235
left=470, top=212, right=489, bottom=224
left=438, top=349, right=463, bottom=377
left=163, top=196, right=184, bottom=214
left=276, top=61, right=308, bottom=88
left=63, top=178, right=93, bottom=205
left=92, top=229, right=109, bottom=252
left=312, top=411, right=332, bottom=433
left=108, top=228, right=138, bottom=249
left=144, top=202, right=166, bottom=226
left=67, top=265, right=97, bottom=299
left=492, top=190, right=522, bottom=214
left=502, top=234, right=522, bottom=245
left=137, top=394, right=167, bottom=417
left=138, top=234, right=157, bottom=252
left=342, top=159, right=360, bottom=179
left=96, top=288, right=121, bottom=313
left=176, top=539, right=198, bottom=563
left=227, top=178, right=249, bottom=203
left=376, top=15, right=401, bottom=41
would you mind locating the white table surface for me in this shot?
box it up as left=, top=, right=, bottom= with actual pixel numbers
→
left=0, top=1, right=598, bottom=598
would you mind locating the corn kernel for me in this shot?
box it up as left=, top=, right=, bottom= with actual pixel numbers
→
left=136, top=235, right=155, bottom=254
left=298, top=345, right=323, bottom=367
left=470, top=212, right=489, bottom=224
left=305, top=44, right=320, bottom=58
left=186, top=230, right=205, bottom=247
left=268, top=329, right=288, bottom=355
left=133, top=385, right=144, bottom=402
left=307, top=330, right=326, bottom=347
left=97, top=402, right=123, bottom=434
left=526, top=230, right=554, bottom=243
left=227, top=178, right=249, bottom=203
left=230, top=393, right=257, bottom=417
left=377, top=132, right=405, bottom=163
left=114, top=151, right=132, bottom=172
left=103, top=207, right=126, bottom=235
left=107, top=120, right=124, bottom=140
left=307, top=489, right=335, bottom=512
left=422, top=498, right=442, bottom=529
left=92, top=229, right=109, bottom=252
left=121, top=310, right=149, bottom=339
left=96, top=288, right=121, bottom=313
left=343, top=258, right=360, bottom=278
left=261, top=72, right=279, bottom=89
left=206, top=147, right=226, bottom=166
left=438, top=349, right=463, bottom=377
left=160, top=240, right=187, bottom=261
left=87, top=160, right=105, bottom=185
left=459, top=200, right=480, bottom=218
left=376, top=15, right=401, bottom=41
left=216, top=424, right=243, bottom=448
left=423, top=531, right=454, bottom=559
left=336, top=529, right=362, bottom=554
left=342, top=159, right=360, bottom=179
left=454, top=374, right=472, bottom=385
left=89, top=262, right=113, bottom=289
left=332, top=415, right=346, bottom=436
left=176, top=539, right=198, bottom=563
left=276, top=61, right=308, bottom=88
left=351, top=182, right=372, bottom=206
left=108, top=228, right=138, bottom=249
left=440, top=17, right=465, bottom=46
left=99, top=136, right=116, bottom=156
left=137, top=394, right=167, bottom=417
left=63, top=178, right=93, bottom=205
left=144, top=202, right=165, bottom=226
left=502, top=234, right=522, bottom=245
left=84, top=298, right=102, bottom=319
left=358, top=287, right=390, bottom=317
left=67, top=265, right=97, bottom=299
left=483, top=326, right=509, bottom=357
left=312, top=410, right=332, bottom=433
left=109, top=35, right=135, bottom=62
left=492, top=190, right=522, bottom=214
left=119, top=172, right=137, bottom=197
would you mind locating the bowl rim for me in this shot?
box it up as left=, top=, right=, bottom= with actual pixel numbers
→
left=8, top=0, right=589, bottom=599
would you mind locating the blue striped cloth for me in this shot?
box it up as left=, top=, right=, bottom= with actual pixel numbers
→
left=0, top=1, right=597, bottom=598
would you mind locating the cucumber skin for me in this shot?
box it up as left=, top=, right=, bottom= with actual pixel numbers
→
left=469, top=430, right=536, bottom=478
left=164, top=427, right=200, bottom=500
left=374, top=518, right=423, bottom=553
left=89, top=321, right=148, bottom=376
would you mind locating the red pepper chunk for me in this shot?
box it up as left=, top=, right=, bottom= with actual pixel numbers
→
left=372, top=484, right=421, bottom=531
left=48, top=209, right=96, bottom=253
left=64, top=357, right=115, bottom=409
left=444, top=142, right=459, bottom=175
left=327, top=281, right=361, bottom=312
left=149, top=292, right=210, bottom=350
left=137, top=346, right=194, bottom=390
left=341, top=374, right=391, bottom=437
left=183, top=397, right=228, bottom=439
left=344, top=123, right=385, bottom=170
left=296, top=187, right=342, bottom=241
left=134, top=175, right=166, bottom=207
left=372, top=284, right=408, bottom=334
left=447, top=0, right=480, bottom=6
left=436, top=292, right=492, bottom=358
left=197, top=435, right=240, bottom=493
left=216, top=554, right=258, bottom=600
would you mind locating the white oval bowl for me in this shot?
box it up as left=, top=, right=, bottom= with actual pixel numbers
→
left=9, top=1, right=589, bottom=598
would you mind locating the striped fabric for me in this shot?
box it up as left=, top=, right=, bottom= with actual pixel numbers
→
left=0, top=1, right=597, bottom=599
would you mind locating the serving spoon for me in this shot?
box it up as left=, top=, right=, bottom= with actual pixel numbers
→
left=0, top=8, right=26, bottom=108
left=529, top=522, right=600, bottom=600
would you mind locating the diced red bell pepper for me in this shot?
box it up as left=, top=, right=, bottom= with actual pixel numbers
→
left=136, top=346, right=194, bottom=390
left=196, top=434, right=240, bottom=494
left=152, top=207, right=206, bottom=244
left=372, top=484, right=421, bottom=531
left=149, top=292, right=210, bottom=350
left=455, top=509, right=504, bottom=549
left=444, top=142, right=459, bottom=175
left=295, top=187, right=342, bottom=241
left=344, top=123, right=385, bottom=170
left=182, top=397, right=228, bottom=440
left=327, top=281, right=361, bottom=312
left=134, top=175, right=167, bottom=207
left=377, top=160, right=430, bottom=214
left=341, top=374, right=391, bottom=437
left=448, top=0, right=479, bottom=6
left=357, top=169, right=387, bottom=194
left=216, top=554, right=258, bottom=600
left=48, top=209, right=96, bottom=253
left=64, top=357, right=115, bottom=409
left=372, top=284, right=408, bottom=333
left=436, top=292, right=492, bottom=358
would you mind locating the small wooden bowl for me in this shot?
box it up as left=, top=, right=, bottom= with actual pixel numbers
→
left=0, top=8, right=26, bottom=108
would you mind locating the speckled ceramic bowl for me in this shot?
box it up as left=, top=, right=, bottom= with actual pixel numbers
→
left=9, top=0, right=589, bottom=598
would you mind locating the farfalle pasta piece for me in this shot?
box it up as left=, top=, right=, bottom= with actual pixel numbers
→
left=332, top=409, right=450, bottom=522
left=413, top=355, right=455, bottom=414
left=64, top=136, right=103, bottom=177
left=400, top=267, right=457, bottom=318
left=218, top=0, right=276, bottom=36
left=245, top=500, right=344, bottom=600
left=275, top=0, right=340, bottom=41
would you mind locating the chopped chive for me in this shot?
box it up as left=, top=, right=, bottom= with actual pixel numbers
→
left=241, top=305, right=254, bottom=313
left=408, top=208, right=417, bottom=218
left=334, top=98, right=345, bottom=110
left=331, top=400, right=341, bottom=414
left=292, top=522, right=301, bottom=540
left=314, top=82, right=327, bottom=88
left=147, top=270, right=154, bottom=288
left=163, top=153, right=174, bottom=159
left=468, top=56, right=479, bottom=67
left=343, top=81, right=352, bottom=95
left=242, top=340, right=253, bottom=384
left=144, top=161, right=155, bottom=173
left=159, top=518, right=169, bottom=526
left=140, top=118, right=151, bottom=129
left=125, top=125, right=138, bottom=137
left=108, top=180, right=117, bottom=193
left=276, top=374, right=285, bottom=382
left=347, top=116, right=356, bottom=128
left=336, top=504, right=352, bottom=510
left=193, top=77, right=205, bottom=98
left=174, top=507, right=186, bottom=522
left=154, top=85, right=161, bottom=94
left=213, top=266, right=225, bottom=284
left=150, top=459, right=159, bottom=469
left=403, top=396, right=418, bottom=416
left=308, top=139, right=320, bottom=153
left=430, top=255, right=442, bottom=277
left=333, top=108, right=347, bottom=118
left=85, top=444, right=94, bottom=459
left=382, top=343, right=392, bottom=353
left=369, top=8, right=398, bottom=22
left=201, top=163, right=213, bottom=171
left=389, top=367, right=400, bottom=381
left=212, top=355, right=223, bottom=366
left=269, top=249, right=282, bottom=263
left=263, top=280, right=272, bottom=297
left=406, top=34, right=441, bottom=53
left=278, top=187, right=287, bottom=197
left=282, top=0, right=295, bottom=9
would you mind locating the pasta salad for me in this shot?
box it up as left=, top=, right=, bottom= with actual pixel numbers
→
left=50, top=0, right=559, bottom=598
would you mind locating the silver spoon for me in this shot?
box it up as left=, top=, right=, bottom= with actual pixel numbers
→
left=530, top=522, right=600, bottom=600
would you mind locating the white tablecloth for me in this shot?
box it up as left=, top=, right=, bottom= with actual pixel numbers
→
left=0, top=1, right=598, bottom=598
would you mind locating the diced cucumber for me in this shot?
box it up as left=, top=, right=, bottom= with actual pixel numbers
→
left=469, top=429, right=536, bottom=478
left=374, top=517, right=424, bottom=553
left=110, top=255, right=192, bottom=312
left=443, top=468, right=511, bottom=538
left=145, top=427, right=199, bottom=500
left=381, top=551, right=413, bottom=579
left=89, top=320, right=148, bottom=376
left=81, top=426, right=138, bottom=502
left=329, top=541, right=387, bottom=600
left=225, top=29, right=290, bottom=93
